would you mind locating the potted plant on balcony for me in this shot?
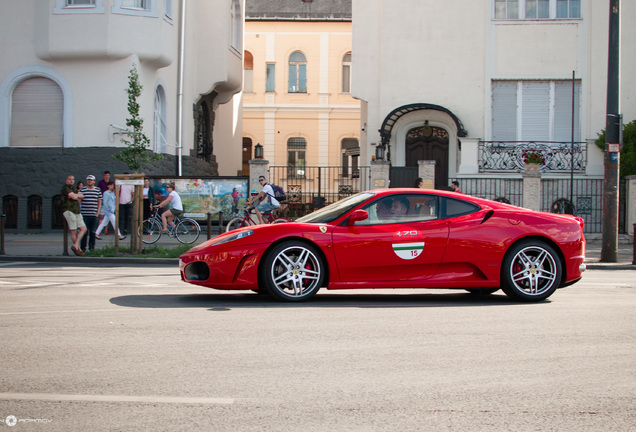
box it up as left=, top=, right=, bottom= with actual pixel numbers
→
left=522, top=150, right=544, bottom=174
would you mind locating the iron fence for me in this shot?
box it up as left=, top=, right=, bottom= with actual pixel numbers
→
left=450, top=178, right=524, bottom=207
left=269, top=166, right=371, bottom=218
left=479, top=141, right=587, bottom=173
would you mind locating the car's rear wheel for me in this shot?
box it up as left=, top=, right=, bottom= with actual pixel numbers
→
left=261, top=241, right=325, bottom=302
left=501, top=240, right=562, bottom=302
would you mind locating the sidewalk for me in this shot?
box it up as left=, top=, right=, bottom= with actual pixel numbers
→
left=0, top=231, right=633, bottom=269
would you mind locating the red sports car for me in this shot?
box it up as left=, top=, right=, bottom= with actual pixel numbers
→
left=179, top=189, right=586, bottom=302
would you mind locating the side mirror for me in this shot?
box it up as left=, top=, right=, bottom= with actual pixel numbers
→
left=348, top=209, right=369, bottom=225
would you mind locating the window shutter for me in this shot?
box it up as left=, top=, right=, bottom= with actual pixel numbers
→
left=554, top=81, right=580, bottom=142
left=492, top=81, right=517, bottom=141
left=11, top=77, right=63, bottom=147
left=521, top=81, right=549, bottom=141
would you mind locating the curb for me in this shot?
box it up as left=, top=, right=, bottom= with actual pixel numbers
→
left=0, top=255, right=176, bottom=265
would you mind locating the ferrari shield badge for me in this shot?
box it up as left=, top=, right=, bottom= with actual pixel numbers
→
left=392, top=230, right=424, bottom=260
left=319, top=226, right=327, bottom=233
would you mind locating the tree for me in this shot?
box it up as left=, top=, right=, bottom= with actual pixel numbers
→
left=595, top=118, right=636, bottom=177
left=113, top=64, right=163, bottom=171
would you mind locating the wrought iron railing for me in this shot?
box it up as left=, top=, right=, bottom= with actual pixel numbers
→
left=479, top=141, right=587, bottom=173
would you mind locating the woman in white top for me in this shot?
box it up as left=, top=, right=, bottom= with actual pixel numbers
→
left=154, top=182, right=183, bottom=233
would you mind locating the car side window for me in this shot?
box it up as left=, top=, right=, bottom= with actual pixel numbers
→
left=357, top=194, right=439, bottom=225
left=442, top=197, right=479, bottom=218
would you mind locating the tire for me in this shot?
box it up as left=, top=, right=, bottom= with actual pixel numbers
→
left=465, top=288, right=500, bottom=296
left=226, top=217, right=248, bottom=232
left=175, top=218, right=200, bottom=244
left=140, top=219, right=162, bottom=244
left=500, top=240, right=562, bottom=302
left=260, top=241, right=325, bottom=302
left=272, top=218, right=290, bottom=224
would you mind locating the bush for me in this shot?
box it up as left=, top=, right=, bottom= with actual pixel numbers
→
left=595, top=119, right=636, bottom=177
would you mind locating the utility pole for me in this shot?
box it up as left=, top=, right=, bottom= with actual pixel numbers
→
left=601, top=0, right=620, bottom=262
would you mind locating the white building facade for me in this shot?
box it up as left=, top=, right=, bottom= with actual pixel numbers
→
left=0, top=0, right=245, bottom=231
left=352, top=0, right=635, bottom=187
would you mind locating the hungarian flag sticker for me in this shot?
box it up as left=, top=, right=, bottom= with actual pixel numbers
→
left=392, top=230, right=425, bottom=260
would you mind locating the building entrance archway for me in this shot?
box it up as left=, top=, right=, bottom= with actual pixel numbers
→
left=405, top=126, right=449, bottom=189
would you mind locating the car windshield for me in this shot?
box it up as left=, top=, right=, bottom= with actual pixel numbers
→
left=296, top=192, right=375, bottom=223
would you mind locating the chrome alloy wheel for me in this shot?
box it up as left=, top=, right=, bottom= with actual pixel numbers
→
left=268, top=244, right=322, bottom=300
left=509, top=245, right=558, bottom=296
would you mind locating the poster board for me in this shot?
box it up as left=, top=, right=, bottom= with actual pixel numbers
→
left=149, top=177, right=249, bottom=221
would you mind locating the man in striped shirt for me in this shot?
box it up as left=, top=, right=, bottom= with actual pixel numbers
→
left=80, top=175, right=103, bottom=252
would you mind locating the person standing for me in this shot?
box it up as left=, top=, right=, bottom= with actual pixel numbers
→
left=95, top=181, right=126, bottom=240
left=143, top=177, right=156, bottom=221
left=247, top=176, right=279, bottom=224
left=154, top=182, right=183, bottom=233
left=97, top=171, right=111, bottom=234
left=451, top=181, right=462, bottom=194
left=119, top=180, right=134, bottom=235
left=79, top=175, right=102, bottom=252
left=61, top=174, right=86, bottom=256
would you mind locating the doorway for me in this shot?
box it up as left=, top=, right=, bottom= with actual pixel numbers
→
left=405, top=125, right=449, bottom=189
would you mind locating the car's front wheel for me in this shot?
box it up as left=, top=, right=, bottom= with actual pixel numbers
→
left=261, top=241, right=325, bottom=302
left=501, top=240, right=562, bottom=302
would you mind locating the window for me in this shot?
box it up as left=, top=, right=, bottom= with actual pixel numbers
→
left=53, top=0, right=104, bottom=13
left=153, top=85, right=168, bottom=153
left=121, top=0, right=147, bottom=8
left=230, top=0, right=242, bottom=51
left=11, top=77, right=63, bottom=147
left=341, top=139, right=359, bottom=178
left=358, top=194, right=440, bottom=225
left=494, top=0, right=580, bottom=19
left=244, top=51, right=254, bottom=93
left=287, top=138, right=306, bottom=178
left=492, top=80, right=581, bottom=142
left=557, top=0, right=580, bottom=18
left=112, top=0, right=157, bottom=17
left=288, top=52, right=307, bottom=93
left=266, top=63, right=276, bottom=92
left=342, top=52, right=352, bottom=93
left=164, top=0, right=173, bottom=19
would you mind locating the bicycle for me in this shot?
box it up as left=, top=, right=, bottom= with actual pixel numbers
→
left=139, top=207, right=201, bottom=244
left=226, top=206, right=290, bottom=232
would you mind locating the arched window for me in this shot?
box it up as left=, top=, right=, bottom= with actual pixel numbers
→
left=27, top=195, right=42, bottom=229
left=153, top=84, right=168, bottom=153
left=244, top=51, right=254, bottom=93
left=11, top=77, right=63, bottom=147
left=2, top=195, right=18, bottom=229
left=342, top=52, right=352, bottom=93
left=287, top=138, right=306, bottom=178
left=341, top=138, right=359, bottom=178
left=288, top=51, right=307, bottom=93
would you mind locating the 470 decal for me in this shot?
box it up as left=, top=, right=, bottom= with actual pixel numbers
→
left=392, top=230, right=425, bottom=260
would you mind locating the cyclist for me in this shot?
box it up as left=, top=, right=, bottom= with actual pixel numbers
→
left=247, top=176, right=280, bottom=224
left=154, top=182, right=183, bottom=233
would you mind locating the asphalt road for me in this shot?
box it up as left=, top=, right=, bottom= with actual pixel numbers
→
left=0, top=263, right=635, bottom=431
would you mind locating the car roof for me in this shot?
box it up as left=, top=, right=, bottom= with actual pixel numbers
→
left=366, top=188, right=527, bottom=211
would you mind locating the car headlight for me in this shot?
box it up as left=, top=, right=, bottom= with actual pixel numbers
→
left=214, top=229, right=254, bottom=245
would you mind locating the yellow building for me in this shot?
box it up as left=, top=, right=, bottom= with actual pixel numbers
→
left=243, top=1, right=360, bottom=191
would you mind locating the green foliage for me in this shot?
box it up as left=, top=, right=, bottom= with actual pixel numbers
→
left=84, top=243, right=193, bottom=258
left=595, top=118, right=636, bottom=177
left=113, top=64, right=164, bottom=172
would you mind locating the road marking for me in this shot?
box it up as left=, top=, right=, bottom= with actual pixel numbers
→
left=0, top=392, right=234, bottom=405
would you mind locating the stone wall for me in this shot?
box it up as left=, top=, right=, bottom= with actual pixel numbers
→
left=0, top=147, right=218, bottom=232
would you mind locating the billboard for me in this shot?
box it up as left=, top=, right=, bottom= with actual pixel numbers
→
left=149, top=177, right=249, bottom=221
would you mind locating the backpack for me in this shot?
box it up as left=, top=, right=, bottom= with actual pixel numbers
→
left=269, top=184, right=287, bottom=202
